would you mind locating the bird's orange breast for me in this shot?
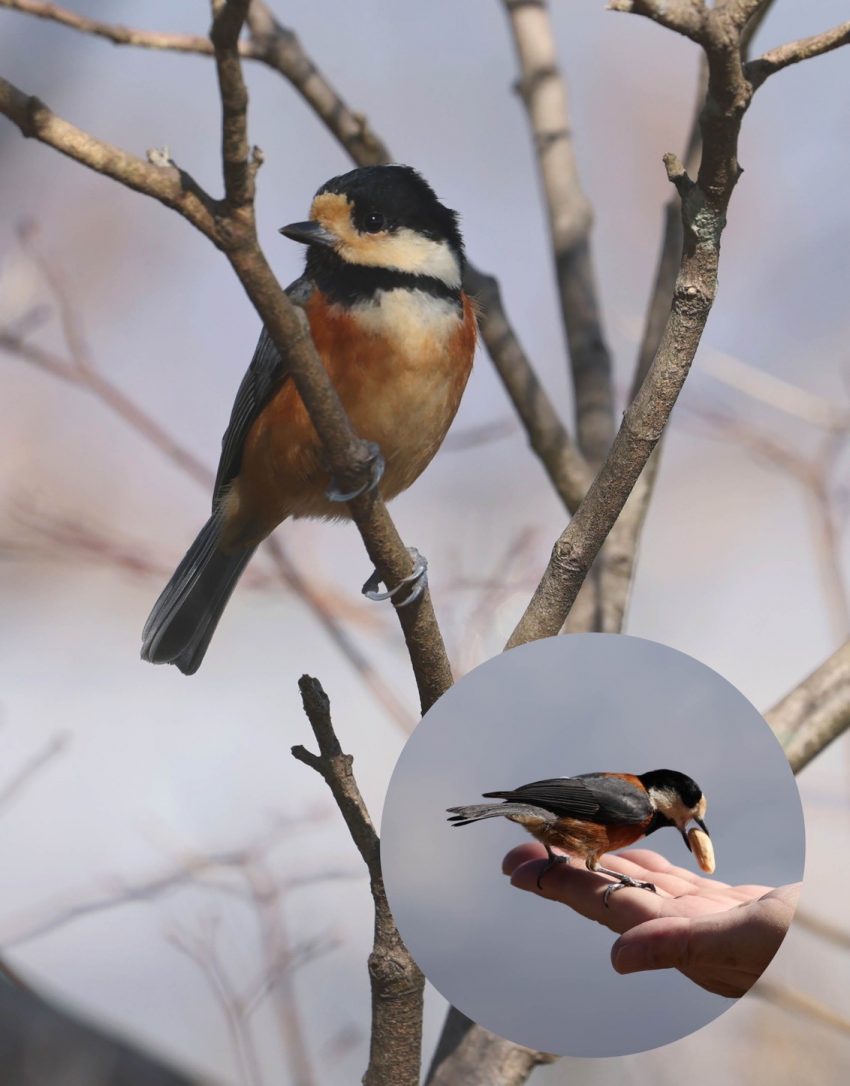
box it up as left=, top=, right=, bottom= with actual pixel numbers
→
left=221, top=288, right=476, bottom=548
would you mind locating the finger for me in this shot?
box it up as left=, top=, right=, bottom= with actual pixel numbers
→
left=596, top=852, right=702, bottom=899
left=509, top=857, right=670, bottom=933
left=729, top=884, right=775, bottom=901
left=611, top=916, right=692, bottom=975
left=623, top=849, right=731, bottom=890
left=502, top=842, right=548, bottom=876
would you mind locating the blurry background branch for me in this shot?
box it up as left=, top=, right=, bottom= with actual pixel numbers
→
left=502, top=0, right=614, bottom=465
left=768, top=640, right=850, bottom=773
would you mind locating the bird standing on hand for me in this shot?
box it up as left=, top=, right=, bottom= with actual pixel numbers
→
left=142, top=165, right=477, bottom=674
left=448, top=769, right=713, bottom=906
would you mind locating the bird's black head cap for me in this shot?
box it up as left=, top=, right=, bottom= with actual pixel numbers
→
left=638, top=769, right=703, bottom=807
left=317, top=164, right=465, bottom=262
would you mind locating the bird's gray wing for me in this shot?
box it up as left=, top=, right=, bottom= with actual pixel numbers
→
left=483, top=774, right=651, bottom=825
left=212, top=276, right=313, bottom=504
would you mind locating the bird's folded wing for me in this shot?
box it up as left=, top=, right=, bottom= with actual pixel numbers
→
left=212, top=277, right=314, bottom=502
left=483, top=775, right=652, bottom=825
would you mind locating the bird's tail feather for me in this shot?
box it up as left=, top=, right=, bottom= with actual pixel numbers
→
left=447, top=802, right=543, bottom=827
left=141, top=515, right=255, bottom=675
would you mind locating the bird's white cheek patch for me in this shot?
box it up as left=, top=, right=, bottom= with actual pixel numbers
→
left=355, top=230, right=461, bottom=286
left=309, top=193, right=461, bottom=286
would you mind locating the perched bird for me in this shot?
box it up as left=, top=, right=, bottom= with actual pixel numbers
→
left=142, top=165, right=477, bottom=674
left=447, top=769, right=712, bottom=906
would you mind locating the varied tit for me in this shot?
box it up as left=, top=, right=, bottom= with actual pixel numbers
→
left=447, top=769, right=713, bottom=906
left=142, top=165, right=477, bottom=675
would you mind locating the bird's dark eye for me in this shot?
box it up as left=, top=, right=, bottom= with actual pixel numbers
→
left=363, top=211, right=385, bottom=233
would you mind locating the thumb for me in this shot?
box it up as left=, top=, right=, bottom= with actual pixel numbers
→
left=611, top=916, right=692, bottom=975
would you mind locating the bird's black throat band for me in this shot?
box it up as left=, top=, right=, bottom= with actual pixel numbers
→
left=306, top=247, right=462, bottom=308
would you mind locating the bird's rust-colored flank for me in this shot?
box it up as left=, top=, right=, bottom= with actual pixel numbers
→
left=541, top=817, right=647, bottom=867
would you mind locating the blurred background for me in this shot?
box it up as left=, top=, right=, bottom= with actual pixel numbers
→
left=0, top=1, right=848, bottom=1084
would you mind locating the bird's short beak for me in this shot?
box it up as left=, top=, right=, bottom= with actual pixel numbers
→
left=696, top=818, right=709, bottom=837
left=681, top=828, right=692, bottom=852
left=279, top=220, right=338, bottom=248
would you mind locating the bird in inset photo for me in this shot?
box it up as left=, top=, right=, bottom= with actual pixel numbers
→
left=142, top=165, right=477, bottom=674
left=448, top=769, right=713, bottom=906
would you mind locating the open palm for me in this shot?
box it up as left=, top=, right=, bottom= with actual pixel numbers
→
left=503, top=843, right=799, bottom=997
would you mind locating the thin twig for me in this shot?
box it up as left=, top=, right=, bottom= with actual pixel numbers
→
left=0, top=0, right=391, bottom=164
left=464, top=268, right=592, bottom=512
left=747, top=21, right=850, bottom=89
left=293, top=676, right=423, bottom=1086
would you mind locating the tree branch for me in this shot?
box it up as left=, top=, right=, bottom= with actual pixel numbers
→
left=505, top=0, right=838, bottom=649
left=0, top=0, right=242, bottom=53
left=595, top=0, right=776, bottom=634
left=766, top=640, right=850, bottom=773
left=746, top=21, right=850, bottom=89
left=606, top=0, right=706, bottom=42
left=0, top=0, right=391, bottom=165
left=293, top=677, right=423, bottom=1086
left=0, top=77, right=220, bottom=240
left=503, top=0, right=614, bottom=463
left=210, top=0, right=255, bottom=211
left=426, top=1011, right=555, bottom=1086
left=245, top=0, right=390, bottom=164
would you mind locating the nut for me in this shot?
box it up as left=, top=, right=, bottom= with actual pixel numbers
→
left=688, top=827, right=715, bottom=874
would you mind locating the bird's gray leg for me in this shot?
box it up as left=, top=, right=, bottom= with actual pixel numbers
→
left=537, top=845, right=570, bottom=890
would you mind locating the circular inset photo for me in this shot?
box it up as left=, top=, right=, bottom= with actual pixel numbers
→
left=381, top=634, right=804, bottom=1057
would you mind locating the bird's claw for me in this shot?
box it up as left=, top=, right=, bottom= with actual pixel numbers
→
left=362, top=547, right=429, bottom=608
left=602, top=876, right=657, bottom=909
left=326, top=442, right=385, bottom=503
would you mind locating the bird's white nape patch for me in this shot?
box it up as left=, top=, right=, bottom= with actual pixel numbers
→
left=339, top=228, right=461, bottom=287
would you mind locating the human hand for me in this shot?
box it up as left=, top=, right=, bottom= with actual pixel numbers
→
left=503, top=843, right=800, bottom=998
